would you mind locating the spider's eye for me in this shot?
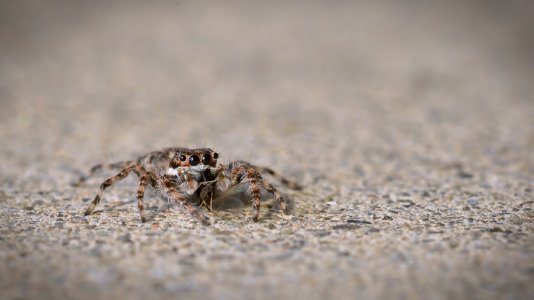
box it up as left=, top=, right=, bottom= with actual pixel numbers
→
left=179, top=154, right=186, bottom=162
left=189, top=155, right=200, bottom=166
left=202, top=153, right=211, bottom=165
left=213, top=152, right=219, bottom=159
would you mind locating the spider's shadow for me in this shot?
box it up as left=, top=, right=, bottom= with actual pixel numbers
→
left=211, top=189, right=294, bottom=211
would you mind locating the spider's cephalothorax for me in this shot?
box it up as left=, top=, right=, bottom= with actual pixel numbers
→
left=76, top=147, right=301, bottom=225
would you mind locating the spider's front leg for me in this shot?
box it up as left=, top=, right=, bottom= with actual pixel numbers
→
left=227, top=161, right=287, bottom=222
left=157, top=174, right=211, bottom=226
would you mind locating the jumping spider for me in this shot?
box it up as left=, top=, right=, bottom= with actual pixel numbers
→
left=77, top=147, right=301, bottom=225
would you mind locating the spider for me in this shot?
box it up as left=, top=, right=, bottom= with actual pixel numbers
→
left=76, top=147, right=301, bottom=225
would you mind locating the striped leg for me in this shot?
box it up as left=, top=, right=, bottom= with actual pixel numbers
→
left=261, top=180, right=287, bottom=213
left=229, top=163, right=263, bottom=222
left=83, top=163, right=137, bottom=216
left=133, top=165, right=159, bottom=223
left=135, top=171, right=153, bottom=222
left=158, top=175, right=210, bottom=226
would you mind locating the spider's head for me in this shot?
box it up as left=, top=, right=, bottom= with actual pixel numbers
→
left=169, top=148, right=219, bottom=169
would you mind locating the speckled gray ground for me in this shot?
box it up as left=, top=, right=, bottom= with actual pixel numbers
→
left=1, top=1, right=533, bottom=299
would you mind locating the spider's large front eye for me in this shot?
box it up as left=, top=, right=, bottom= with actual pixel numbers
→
left=179, top=154, right=186, bottom=162
left=202, top=153, right=211, bottom=165
left=189, top=155, right=200, bottom=166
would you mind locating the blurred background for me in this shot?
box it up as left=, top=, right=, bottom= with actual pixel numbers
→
left=1, top=0, right=533, bottom=190
left=0, top=0, right=533, bottom=299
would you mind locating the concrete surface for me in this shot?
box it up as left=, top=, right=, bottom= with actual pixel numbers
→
left=1, top=1, right=533, bottom=299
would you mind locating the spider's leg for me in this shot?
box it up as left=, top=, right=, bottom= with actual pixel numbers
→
left=83, top=163, right=137, bottom=216
left=157, top=175, right=210, bottom=226
left=228, top=162, right=263, bottom=222
left=260, top=179, right=288, bottom=213
left=253, top=166, right=302, bottom=190
left=74, top=160, right=135, bottom=186
left=134, top=167, right=157, bottom=223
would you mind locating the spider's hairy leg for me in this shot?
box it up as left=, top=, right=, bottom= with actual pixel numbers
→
left=254, top=166, right=302, bottom=190
left=261, top=179, right=288, bottom=213
left=158, top=175, right=211, bottom=226
left=134, top=167, right=158, bottom=223
left=229, top=162, right=263, bottom=222
left=74, top=160, right=135, bottom=186
left=83, top=162, right=137, bottom=216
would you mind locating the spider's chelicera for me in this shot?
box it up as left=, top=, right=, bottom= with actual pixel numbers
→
left=76, top=147, right=301, bottom=225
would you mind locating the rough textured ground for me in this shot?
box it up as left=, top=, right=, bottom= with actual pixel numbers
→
left=1, top=1, right=533, bottom=299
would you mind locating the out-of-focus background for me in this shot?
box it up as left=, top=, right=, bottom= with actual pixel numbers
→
left=1, top=1, right=533, bottom=299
